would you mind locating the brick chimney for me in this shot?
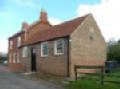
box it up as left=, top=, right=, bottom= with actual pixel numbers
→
left=22, top=22, right=29, bottom=31
left=21, top=22, right=29, bottom=41
left=40, top=9, right=48, bottom=22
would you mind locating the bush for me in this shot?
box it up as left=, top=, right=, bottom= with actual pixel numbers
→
left=0, top=56, right=8, bottom=64
left=66, top=80, right=120, bottom=89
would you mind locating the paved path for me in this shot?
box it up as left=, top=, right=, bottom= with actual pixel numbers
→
left=0, top=65, right=64, bottom=89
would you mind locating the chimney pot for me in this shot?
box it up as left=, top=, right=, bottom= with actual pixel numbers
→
left=22, top=22, right=29, bottom=31
left=40, top=9, right=48, bottom=22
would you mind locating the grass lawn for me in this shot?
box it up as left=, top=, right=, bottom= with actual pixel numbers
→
left=66, top=80, right=120, bottom=89
left=66, top=70, right=120, bottom=89
left=104, top=70, right=120, bottom=83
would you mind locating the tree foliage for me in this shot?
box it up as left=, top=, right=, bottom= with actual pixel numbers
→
left=0, top=53, right=7, bottom=63
left=107, top=39, right=120, bottom=61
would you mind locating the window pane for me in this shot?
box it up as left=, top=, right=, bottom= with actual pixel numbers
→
left=9, top=54, right=12, bottom=63
left=55, top=39, right=64, bottom=55
left=41, top=42, right=48, bottom=56
left=43, top=44, right=48, bottom=55
left=13, top=53, right=16, bottom=63
left=10, top=40, right=13, bottom=49
left=22, top=47, right=28, bottom=57
left=57, top=40, right=63, bottom=53
left=17, top=52, right=20, bottom=63
left=17, top=37, right=21, bottom=47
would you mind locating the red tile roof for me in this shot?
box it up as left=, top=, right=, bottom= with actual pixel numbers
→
left=28, top=21, right=51, bottom=31
left=23, top=14, right=89, bottom=46
left=8, top=31, right=24, bottom=40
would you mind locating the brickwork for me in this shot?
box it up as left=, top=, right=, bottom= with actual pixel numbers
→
left=20, top=37, right=69, bottom=76
left=8, top=10, right=51, bottom=72
left=8, top=32, right=25, bottom=71
left=8, top=13, right=106, bottom=79
left=69, top=14, right=107, bottom=78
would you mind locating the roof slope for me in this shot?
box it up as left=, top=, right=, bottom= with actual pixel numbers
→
left=9, top=31, right=24, bottom=40
left=24, top=14, right=89, bottom=46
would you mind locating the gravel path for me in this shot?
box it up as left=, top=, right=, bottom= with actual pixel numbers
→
left=0, top=65, right=64, bottom=89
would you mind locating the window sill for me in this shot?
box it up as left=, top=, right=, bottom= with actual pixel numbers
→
left=54, top=53, right=64, bottom=56
left=22, top=56, right=28, bottom=58
left=41, top=55, right=48, bottom=57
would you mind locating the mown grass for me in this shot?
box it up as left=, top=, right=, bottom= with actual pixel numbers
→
left=66, top=70, right=120, bottom=89
left=66, top=80, right=120, bottom=89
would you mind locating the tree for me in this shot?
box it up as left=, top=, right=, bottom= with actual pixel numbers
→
left=0, top=53, right=8, bottom=64
left=107, top=39, right=120, bottom=62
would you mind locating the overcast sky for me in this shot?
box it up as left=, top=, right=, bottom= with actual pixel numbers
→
left=0, top=0, right=120, bottom=53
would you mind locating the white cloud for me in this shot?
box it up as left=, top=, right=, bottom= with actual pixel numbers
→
left=49, top=18, right=62, bottom=25
left=77, top=0, right=120, bottom=41
left=14, top=0, right=38, bottom=8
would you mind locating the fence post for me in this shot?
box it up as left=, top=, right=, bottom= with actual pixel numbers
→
left=74, top=65, right=77, bottom=80
left=100, top=66, right=104, bottom=85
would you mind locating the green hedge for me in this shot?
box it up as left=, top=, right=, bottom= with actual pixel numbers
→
left=0, top=56, right=7, bottom=64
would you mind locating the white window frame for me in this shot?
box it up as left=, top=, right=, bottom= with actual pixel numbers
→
left=17, top=52, right=20, bottom=63
left=9, top=53, right=12, bottom=63
left=17, top=36, right=21, bottom=47
left=54, top=39, right=65, bottom=55
left=41, top=42, right=48, bottom=57
left=13, top=53, right=16, bottom=63
left=9, top=40, right=13, bottom=49
left=22, top=47, right=28, bottom=58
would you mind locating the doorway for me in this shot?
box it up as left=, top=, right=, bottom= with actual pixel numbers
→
left=31, top=48, right=36, bottom=72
